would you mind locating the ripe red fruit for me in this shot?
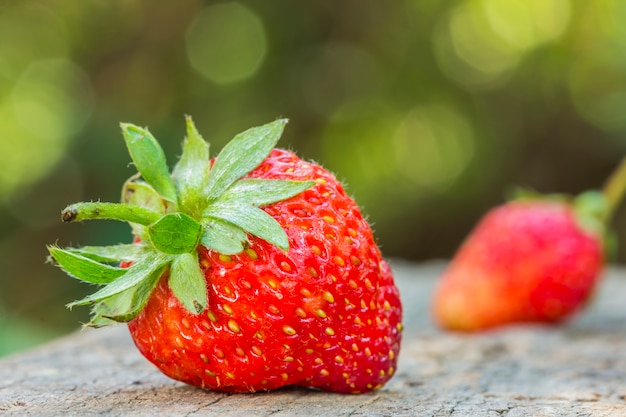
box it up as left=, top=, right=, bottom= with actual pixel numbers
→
left=49, top=118, right=402, bottom=393
left=432, top=196, right=605, bottom=331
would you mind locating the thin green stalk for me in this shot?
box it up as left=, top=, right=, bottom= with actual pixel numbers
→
left=602, top=155, right=626, bottom=222
left=62, top=202, right=161, bottom=225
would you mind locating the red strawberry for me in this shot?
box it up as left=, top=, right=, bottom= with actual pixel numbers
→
left=49, top=117, right=402, bottom=393
left=432, top=175, right=626, bottom=331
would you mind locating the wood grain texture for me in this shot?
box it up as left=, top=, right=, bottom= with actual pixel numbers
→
left=1, top=261, right=626, bottom=416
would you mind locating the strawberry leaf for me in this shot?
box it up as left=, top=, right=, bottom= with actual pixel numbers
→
left=169, top=252, right=207, bottom=313
left=203, top=203, right=289, bottom=250
left=48, top=246, right=126, bottom=284
left=574, top=190, right=608, bottom=237
left=172, top=116, right=210, bottom=217
left=71, top=244, right=146, bottom=263
left=122, top=180, right=168, bottom=240
left=205, top=119, right=287, bottom=201
left=121, top=123, right=178, bottom=205
left=68, top=255, right=170, bottom=308
left=221, top=179, right=315, bottom=207
left=122, top=180, right=167, bottom=213
left=88, top=267, right=163, bottom=326
left=87, top=314, right=117, bottom=328
left=148, top=213, right=203, bottom=255
left=201, top=218, right=248, bottom=255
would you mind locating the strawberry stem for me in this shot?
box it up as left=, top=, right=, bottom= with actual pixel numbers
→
left=602, top=155, right=626, bottom=222
left=62, top=202, right=161, bottom=225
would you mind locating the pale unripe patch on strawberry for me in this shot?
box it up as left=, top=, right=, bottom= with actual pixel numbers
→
left=48, top=117, right=402, bottom=394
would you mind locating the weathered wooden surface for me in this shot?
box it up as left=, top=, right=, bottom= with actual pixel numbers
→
left=1, top=261, right=626, bottom=416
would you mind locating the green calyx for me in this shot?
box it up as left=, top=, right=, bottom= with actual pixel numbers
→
left=509, top=188, right=609, bottom=237
left=48, top=117, right=314, bottom=327
left=509, top=154, right=626, bottom=257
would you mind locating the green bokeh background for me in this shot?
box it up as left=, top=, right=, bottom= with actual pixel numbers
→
left=1, top=0, right=626, bottom=357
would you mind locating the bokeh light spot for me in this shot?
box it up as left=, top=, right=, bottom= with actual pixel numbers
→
left=322, top=99, right=400, bottom=191
left=596, top=0, right=626, bottom=41
left=0, top=3, right=69, bottom=80
left=433, top=0, right=571, bottom=89
left=185, top=2, right=267, bottom=84
left=483, top=0, right=570, bottom=51
left=321, top=100, right=474, bottom=216
left=433, top=1, right=521, bottom=89
left=569, top=50, right=626, bottom=132
left=392, top=104, right=475, bottom=190
left=0, top=59, right=92, bottom=202
left=12, top=59, right=93, bottom=141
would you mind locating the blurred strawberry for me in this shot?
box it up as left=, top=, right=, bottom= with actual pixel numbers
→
left=432, top=159, right=626, bottom=331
